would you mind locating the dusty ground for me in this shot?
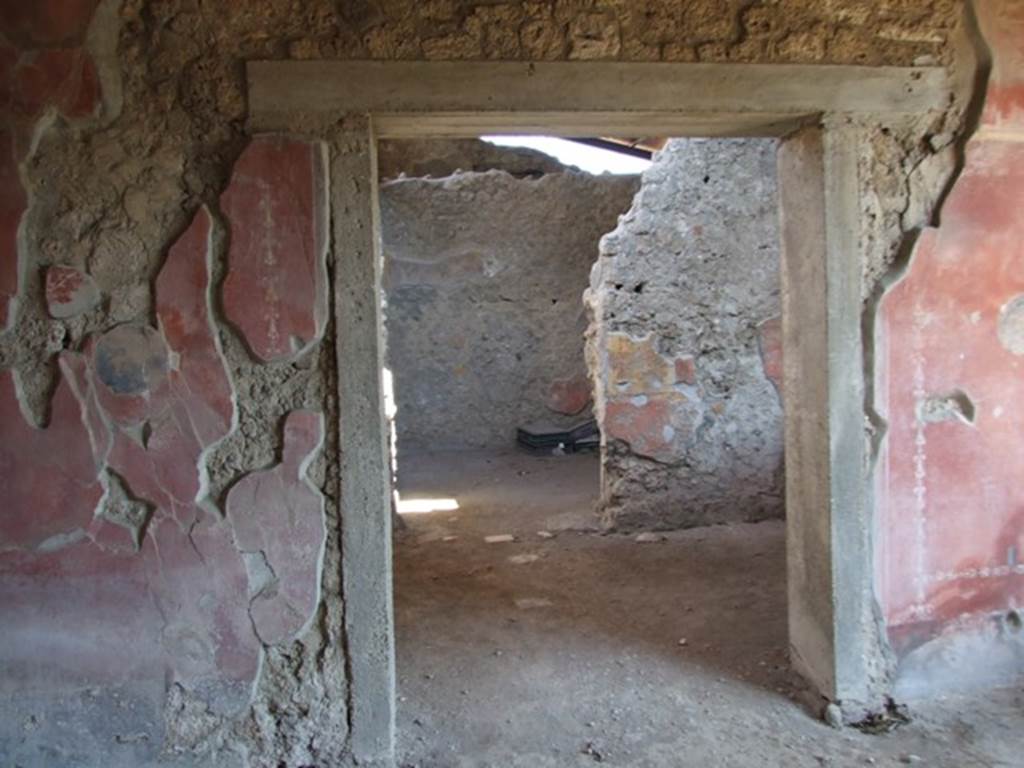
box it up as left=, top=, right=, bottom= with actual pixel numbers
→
left=393, top=450, right=1023, bottom=768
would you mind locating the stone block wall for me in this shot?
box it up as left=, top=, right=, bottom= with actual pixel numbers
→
left=381, top=167, right=639, bottom=454
left=585, top=138, right=783, bottom=530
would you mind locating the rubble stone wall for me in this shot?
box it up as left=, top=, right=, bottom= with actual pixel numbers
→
left=381, top=168, right=639, bottom=454
left=585, top=138, right=783, bottom=531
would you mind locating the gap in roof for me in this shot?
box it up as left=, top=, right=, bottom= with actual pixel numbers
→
left=481, top=136, right=651, bottom=175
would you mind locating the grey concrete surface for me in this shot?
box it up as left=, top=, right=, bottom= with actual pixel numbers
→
left=333, top=123, right=396, bottom=766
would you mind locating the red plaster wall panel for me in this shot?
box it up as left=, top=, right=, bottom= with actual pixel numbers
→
left=103, top=208, right=256, bottom=692
left=877, top=1, right=1024, bottom=656
left=144, top=514, right=258, bottom=691
left=228, top=410, right=325, bottom=646
left=0, top=44, right=16, bottom=105
left=221, top=137, right=327, bottom=363
left=0, top=207, right=260, bottom=705
left=12, top=48, right=99, bottom=120
left=61, top=349, right=112, bottom=468
left=0, top=541, right=161, bottom=690
left=0, top=0, right=264, bottom=716
left=87, top=514, right=139, bottom=553
left=107, top=403, right=208, bottom=520
left=92, top=208, right=233, bottom=522
left=0, top=129, right=22, bottom=329
left=0, top=516, right=256, bottom=698
left=0, top=0, right=100, bottom=47
left=155, top=206, right=234, bottom=445
left=0, top=360, right=102, bottom=551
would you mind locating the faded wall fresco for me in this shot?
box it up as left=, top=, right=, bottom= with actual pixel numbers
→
left=0, top=133, right=333, bottom=764
left=875, top=0, right=1024, bottom=694
left=0, top=0, right=993, bottom=764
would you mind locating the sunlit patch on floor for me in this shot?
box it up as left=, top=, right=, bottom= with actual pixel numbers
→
left=395, top=495, right=460, bottom=515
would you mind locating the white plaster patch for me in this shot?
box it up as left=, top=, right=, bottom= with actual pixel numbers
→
left=997, top=295, right=1024, bottom=355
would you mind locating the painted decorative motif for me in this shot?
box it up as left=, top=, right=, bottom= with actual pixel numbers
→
left=220, top=137, right=327, bottom=363
left=877, top=62, right=1024, bottom=653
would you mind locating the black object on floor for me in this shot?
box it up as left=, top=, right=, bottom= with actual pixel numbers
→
left=516, top=419, right=599, bottom=454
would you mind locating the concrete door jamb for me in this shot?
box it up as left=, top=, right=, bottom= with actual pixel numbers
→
left=245, top=60, right=953, bottom=766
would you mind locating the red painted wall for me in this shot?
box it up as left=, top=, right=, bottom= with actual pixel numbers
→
left=876, top=0, right=1024, bottom=659
left=0, top=135, right=328, bottom=712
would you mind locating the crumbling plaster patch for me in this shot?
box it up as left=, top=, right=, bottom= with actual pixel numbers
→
left=0, top=133, right=340, bottom=767
left=586, top=138, right=784, bottom=531
left=0, top=358, right=103, bottom=551
left=0, top=0, right=973, bottom=764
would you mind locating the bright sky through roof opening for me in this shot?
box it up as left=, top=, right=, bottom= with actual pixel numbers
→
left=482, top=136, right=651, bottom=175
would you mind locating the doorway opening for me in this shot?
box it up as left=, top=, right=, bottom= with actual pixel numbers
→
left=380, top=135, right=639, bottom=535
left=379, top=134, right=793, bottom=763
left=245, top=57, right=954, bottom=764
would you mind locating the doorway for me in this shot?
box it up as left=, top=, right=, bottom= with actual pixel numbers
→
left=379, top=134, right=794, bottom=763
left=244, top=57, right=946, bottom=764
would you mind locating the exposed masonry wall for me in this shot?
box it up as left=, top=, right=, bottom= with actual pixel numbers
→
left=381, top=168, right=639, bottom=454
left=585, top=139, right=783, bottom=531
left=0, top=0, right=983, bottom=765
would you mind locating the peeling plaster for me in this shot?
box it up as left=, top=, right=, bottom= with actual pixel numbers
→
left=0, top=0, right=983, bottom=764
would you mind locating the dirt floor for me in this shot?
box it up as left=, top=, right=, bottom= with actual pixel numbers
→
left=392, top=450, right=1023, bottom=768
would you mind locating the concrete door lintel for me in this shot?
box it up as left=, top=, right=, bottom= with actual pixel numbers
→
left=244, top=61, right=953, bottom=764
